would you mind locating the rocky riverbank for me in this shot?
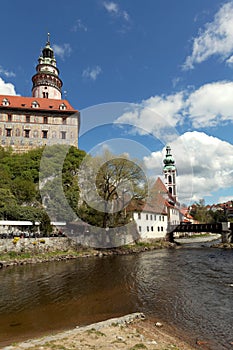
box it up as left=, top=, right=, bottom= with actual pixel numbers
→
left=0, top=240, right=177, bottom=268
left=3, top=313, right=196, bottom=350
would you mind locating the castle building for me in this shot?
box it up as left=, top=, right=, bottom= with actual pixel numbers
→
left=0, top=35, right=79, bottom=152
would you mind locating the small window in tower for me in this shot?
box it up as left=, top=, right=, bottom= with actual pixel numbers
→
left=168, top=175, right=172, bottom=184
left=25, top=130, right=30, bottom=138
left=43, top=92, right=49, bottom=98
left=26, top=115, right=30, bottom=123
left=43, top=117, right=48, bottom=124
left=7, top=114, right=12, bottom=122
left=61, top=131, right=66, bottom=140
left=169, top=187, right=172, bottom=194
left=6, top=128, right=11, bottom=137
left=42, top=130, right=48, bottom=139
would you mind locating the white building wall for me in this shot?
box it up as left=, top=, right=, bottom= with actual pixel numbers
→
left=133, top=212, right=168, bottom=240
left=168, top=207, right=180, bottom=225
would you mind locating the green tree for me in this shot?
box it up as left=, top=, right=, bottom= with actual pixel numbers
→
left=78, top=151, right=148, bottom=228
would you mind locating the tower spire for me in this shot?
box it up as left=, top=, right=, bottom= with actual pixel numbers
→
left=163, top=145, right=177, bottom=201
left=31, top=34, right=63, bottom=99
left=47, top=32, right=50, bottom=45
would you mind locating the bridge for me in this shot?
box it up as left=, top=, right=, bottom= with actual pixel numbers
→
left=167, top=222, right=233, bottom=244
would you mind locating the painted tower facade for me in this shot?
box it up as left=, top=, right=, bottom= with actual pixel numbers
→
left=0, top=35, right=79, bottom=152
left=163, top=145, right=177, bottom=202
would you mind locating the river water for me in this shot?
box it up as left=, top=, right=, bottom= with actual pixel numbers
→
left=0, top=244, right=233, bottom=349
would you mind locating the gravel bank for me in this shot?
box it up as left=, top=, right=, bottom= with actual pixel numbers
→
left=3, top=313, right=196, bottom=350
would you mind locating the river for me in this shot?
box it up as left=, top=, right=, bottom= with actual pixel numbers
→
left=0, top=244, right=233, bottom=349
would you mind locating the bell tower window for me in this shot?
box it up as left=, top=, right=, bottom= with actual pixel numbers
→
left=43, top=92, right=49, bottom=98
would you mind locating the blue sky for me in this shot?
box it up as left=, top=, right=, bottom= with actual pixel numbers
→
left=1, top=0, right=233, bottom=205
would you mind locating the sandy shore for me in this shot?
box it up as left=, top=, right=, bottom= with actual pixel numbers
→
left=3, top=313, right=198, bottom=350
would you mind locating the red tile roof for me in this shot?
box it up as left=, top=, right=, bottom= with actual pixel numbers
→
left=0, top=95, right=77, bottom=113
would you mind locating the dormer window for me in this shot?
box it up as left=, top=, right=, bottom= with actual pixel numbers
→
left=59, top=103, right=66, bottom=110
left=32, top=101, right=39, bottom=108
left=2, top=98, right=10, bottom=106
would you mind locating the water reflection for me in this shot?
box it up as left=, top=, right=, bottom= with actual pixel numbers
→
left=0, top=248, right=233, bottom=349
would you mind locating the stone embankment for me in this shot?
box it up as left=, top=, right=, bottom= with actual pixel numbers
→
left=0, top=237, right=176, bottom=268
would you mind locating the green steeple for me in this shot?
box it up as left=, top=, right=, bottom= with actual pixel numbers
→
left=163, top=145, right=176, bottom=171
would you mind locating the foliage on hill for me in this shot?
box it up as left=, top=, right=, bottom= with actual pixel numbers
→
left=190, top=199, right=227, bottom=223
left=0, top=146, right=86, bottom=224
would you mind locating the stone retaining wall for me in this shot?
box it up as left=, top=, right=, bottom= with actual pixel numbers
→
left=0, top=237, right=76, bottom=254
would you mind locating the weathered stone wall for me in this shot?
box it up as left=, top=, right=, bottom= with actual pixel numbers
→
left=0, top=237, right=76, bottom=254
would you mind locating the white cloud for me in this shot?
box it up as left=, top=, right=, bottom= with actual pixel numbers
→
left=115, top=92, right=184, bottom=142
left=53, top=43, right=72, bottom=60
left=103, top=1, right=130, bottom=21
left=72, top=19, right=88, bottom=32
left=144, top=132, right=233, bottom=203
left=187, top=81, right=233, bottom=127
left=183, top=1, right=233, bottom=69
left=82, top=66, right=102, bottom=81
left=218, top=195, right=233, bottom=203
left=116, top=80, right=233, bottom=133
left=0, top=66, right=15, bottom=78
left=103, top=1, right=119, bottom=14
left=0, top=77, right=17, bottom=95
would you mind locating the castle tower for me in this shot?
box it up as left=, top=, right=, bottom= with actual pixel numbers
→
left=163, top=145, right=177, bottom=201
left=32, top=33, right=62, bottom=99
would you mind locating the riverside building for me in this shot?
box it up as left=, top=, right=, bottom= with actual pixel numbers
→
left=0, top=35, right=79, bottom=152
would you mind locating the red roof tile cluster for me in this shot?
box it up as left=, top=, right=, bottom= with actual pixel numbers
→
left=127, top=177, right=177, bottom=215
left=0, top=95, right=77, bottom=112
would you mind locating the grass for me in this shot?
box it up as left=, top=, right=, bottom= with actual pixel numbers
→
left=129, top=344, right=148, bottom=350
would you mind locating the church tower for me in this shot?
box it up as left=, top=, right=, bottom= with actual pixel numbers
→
left=163, top=145, right=177, bottom=201
left=32, top=33, right=62, bottom=100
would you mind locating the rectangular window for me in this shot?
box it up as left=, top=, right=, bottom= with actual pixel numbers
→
left=24, top=130, right=30, bottom=138
left=151, top=226, right=153, bottom=231
left=146, top=214, right=148, bottom=220
left=154, top=215, right=156, bottom=220
left=162, top=216, right=164, bottom=221
left=138, top=226, right=141, bottom=232
left=147, top=226, right=149, bottom=232
left=61, top=131, right=66, bottom=140
left=150, top=214, right=153, bottom=220
left=6, top=129, right=11, bottom=137
left=161, top=226, right=163, bottom=231
left=7, top=114, right=12, bottom=122
left=62, top=117, right=67, bottom=125
left=26, top=115, right=30, bottom=123
left=43, top=116, right=48, bottom=124
left=138, top=212, right=141, bottom=220
left=158, top=227, right=160, bottom=231
left=42, top=130, right=48, bottom=139
left=159, top=215, right=161, bottom=221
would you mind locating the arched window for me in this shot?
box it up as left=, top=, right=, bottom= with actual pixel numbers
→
left=168, top=175, right=172, bottom=184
